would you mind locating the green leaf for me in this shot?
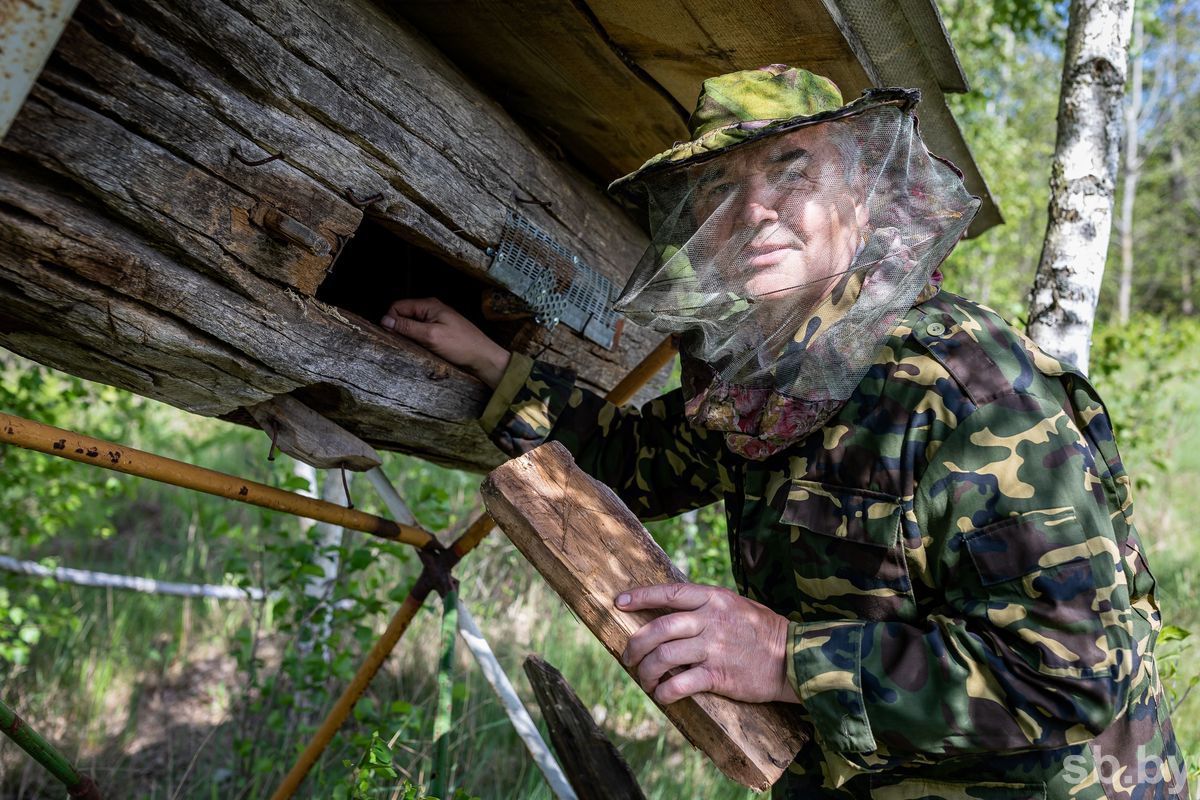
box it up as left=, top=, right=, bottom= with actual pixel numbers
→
left=1159, top=625, right=1192, bottom=643
left=348, top=548, right=374, bottom=571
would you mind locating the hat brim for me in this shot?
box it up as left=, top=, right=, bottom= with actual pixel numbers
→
left=608, top=87, right=921, bottom=201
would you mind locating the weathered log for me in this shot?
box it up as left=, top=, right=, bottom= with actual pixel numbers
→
left=0, top=165, right=498, bottom=468
left=0, top=0, right=669, bottom=470
left=481, top=442, right=810, bottom=791
left=523, top=654, right=646, bottom=800
left=246, top=394, right=381, bottom=471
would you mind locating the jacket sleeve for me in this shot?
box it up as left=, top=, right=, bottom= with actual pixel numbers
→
left=785, top=395, right=1136, bottom=772
left=479, top=353, right=733, bottom=520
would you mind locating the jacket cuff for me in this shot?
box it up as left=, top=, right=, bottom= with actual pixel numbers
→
left=788, top=620, right=877, bottom=754
left=478, top=352, right=534, bottom=435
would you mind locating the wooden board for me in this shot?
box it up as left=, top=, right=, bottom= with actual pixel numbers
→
left=400, top=0, right=873, bottom=185
left=481, top=441, right=810, bottom=791
left=590, top=0, right=876, bottom=107
left=399, top=0, right=1001, bottom=236
left=400, top=0, right=691, bottom=186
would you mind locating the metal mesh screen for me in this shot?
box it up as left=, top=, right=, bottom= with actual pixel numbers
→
left=488, top=211, right=621, bottom=349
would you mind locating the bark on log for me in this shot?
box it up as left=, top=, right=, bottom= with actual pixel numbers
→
left=1027, top=0, right=1133, bottom=373
left=523, top=655, right=645, bottom=800
left=0, top=0, right=665, bottom=471
left=481, top=442, right=810, bottom=792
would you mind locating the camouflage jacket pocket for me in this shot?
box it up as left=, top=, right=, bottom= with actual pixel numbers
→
left=961, top=514, right=1114, bottom=680
left=779, top=480, right=915, bottom=622
left=960, top=516, right=1090, bottom=587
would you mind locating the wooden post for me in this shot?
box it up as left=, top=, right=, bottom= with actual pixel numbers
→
left=523, top=655, right=645, bottom=800
left=481, top=441, right=810, bottom=792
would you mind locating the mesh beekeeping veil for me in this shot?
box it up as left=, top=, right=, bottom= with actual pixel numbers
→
left=610, top=67, right=980, bottom=460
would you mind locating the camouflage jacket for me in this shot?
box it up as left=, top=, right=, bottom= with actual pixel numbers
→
left=479, top=291, right=1186, bottom=799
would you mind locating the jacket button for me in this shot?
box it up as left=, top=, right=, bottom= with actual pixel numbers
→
left=927, top=322, right=946, bottom=336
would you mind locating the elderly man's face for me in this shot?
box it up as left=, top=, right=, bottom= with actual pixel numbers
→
left=689, top=125, right=866, bottom=306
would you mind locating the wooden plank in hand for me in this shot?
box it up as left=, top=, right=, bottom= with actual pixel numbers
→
left=481, top=441, right=810, bottom=791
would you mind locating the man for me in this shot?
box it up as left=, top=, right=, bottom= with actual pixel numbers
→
left=382, top=66, right=1185, bottom=799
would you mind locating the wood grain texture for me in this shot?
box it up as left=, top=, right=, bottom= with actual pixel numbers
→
left=590, top=0, right=875, bottom=105
left=246, top=394, right=382, bottom=471
left=0, top=0, right=669, bottom=470
left=481, top=442, right=810, bottom=791
left=523, top=655, right=646, bottom=800
left=400, top=0, right=873, bottom=184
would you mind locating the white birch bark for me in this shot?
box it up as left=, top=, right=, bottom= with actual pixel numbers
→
left=1027, top=0, right=1135, bottom=373
left=1167, top=1, right=1195, bottom=316
left=1117, top=15, right=1144, bottom=325
left=295, top=464, right=346, bottom=667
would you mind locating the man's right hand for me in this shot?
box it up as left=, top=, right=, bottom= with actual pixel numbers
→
left=381, top=298, right=511, bottom=389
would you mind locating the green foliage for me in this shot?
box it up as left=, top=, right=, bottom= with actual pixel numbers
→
left=936, top=0, right=1063, bottom=317
left=1089, top=316, right=1200, bottom=489
left=0, top=357, right=130, bottom=666
left=334, top=731, right=398, bottom=799
left=1157, top=625, right=1197, bottom=708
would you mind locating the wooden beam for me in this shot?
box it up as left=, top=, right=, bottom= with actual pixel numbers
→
left=589, top=0, right=876, bottom=103
left=0, top=0, right=668, bottom=471
left=523, top=655, right=646, bottom=800
left=481, top=442, right=810, bottom=791
left=246, top=394, right=382, bottom=471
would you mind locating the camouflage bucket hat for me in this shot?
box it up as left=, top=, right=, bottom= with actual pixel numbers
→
left=609, top=64, right=919, bottom=198
left=609, top=64, right=980, bottom=460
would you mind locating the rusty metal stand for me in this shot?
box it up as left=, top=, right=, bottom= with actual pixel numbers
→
left=270, top=337, right=676, bottom=799
left=0, top=336, right=676, bottom=799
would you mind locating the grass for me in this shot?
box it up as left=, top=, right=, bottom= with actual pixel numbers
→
left=1131, top=371, right=1200, bottom=767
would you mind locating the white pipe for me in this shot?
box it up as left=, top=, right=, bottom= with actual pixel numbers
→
left=457, top=603, right=578, bottom=800
left=1, top=0, right=82, bottom=140
left=0, top=554, right=356, bottom=609
left=0, top=554, right=265, bottom=600
left=365, top=467, right=418, bottom=527
left=298, top=465, right=345, bottom=665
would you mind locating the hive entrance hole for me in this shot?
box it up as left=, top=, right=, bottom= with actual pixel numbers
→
left=315, top=217, right=528, bottom=349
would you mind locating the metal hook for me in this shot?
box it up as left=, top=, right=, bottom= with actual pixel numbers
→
left=232, top=146, right=284, bottom=167
left=340, top=466, right=353, bottom=509
left=514, top=191, right=552, bottom=210
left=344, top=187, right=384, bottom=209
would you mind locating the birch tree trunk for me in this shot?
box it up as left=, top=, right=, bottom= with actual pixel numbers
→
left=1027, top=0, right=1135, bottom=373
left=289, top=461, right=347, bottom=718
left=1177, top=136, right=1195, bottom=315
left=1117, top=15, right=1144, bottom=325
left=300, top=467, right=346, bottom=668
left=1167, top=0, right=1195, bottom=316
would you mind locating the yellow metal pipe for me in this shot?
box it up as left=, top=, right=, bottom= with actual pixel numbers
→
left=606, top=335, right=677, bottom=408
left=449, top=510, right=500, bottom=561
left=0, top=413, right=437, bottom=550
left=269, top=582, right=431, bottom=800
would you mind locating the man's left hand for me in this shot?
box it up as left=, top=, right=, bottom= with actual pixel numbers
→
left=615, top=583, right=799, bottom=705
